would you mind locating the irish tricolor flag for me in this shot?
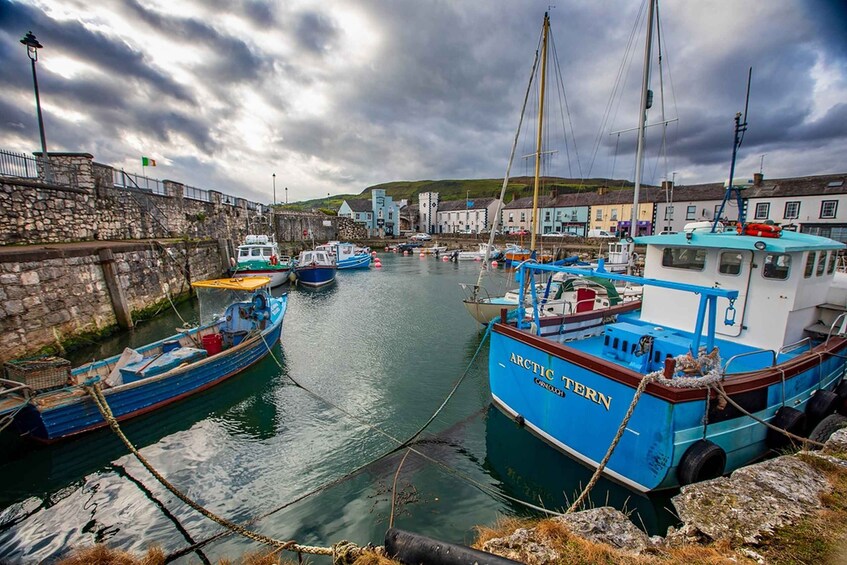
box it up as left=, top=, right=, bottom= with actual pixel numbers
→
left=142, top=156, right=157, bottom=166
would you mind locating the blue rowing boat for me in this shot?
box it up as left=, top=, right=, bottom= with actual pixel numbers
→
left=10, top=277, right=288, bottom=442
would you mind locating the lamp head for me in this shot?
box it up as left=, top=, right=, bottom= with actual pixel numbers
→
left=21, top=31, right=42, bottom=61
left=754, top=240, right=766, bottom=251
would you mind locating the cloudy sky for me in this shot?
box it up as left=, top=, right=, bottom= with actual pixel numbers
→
left=1, top=0, right=845, bottom=204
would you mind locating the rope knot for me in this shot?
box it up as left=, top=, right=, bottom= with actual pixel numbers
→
left=331, top=540, right=362, bottom=565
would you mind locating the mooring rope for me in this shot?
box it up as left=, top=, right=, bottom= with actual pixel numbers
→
left=0, top=400, right=29, bottom=434
left=83, top=383, right=377, bottom=563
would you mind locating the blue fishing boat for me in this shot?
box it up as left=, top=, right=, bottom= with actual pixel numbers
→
left=294, top=249, right=337, bottom=287
left=5, top=277, right=288, bottom=442
left=488, top=5, right=847, bottom=492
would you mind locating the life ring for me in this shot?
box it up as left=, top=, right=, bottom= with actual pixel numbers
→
left=269, top=255, right=278, bottom=266
left=743, top=223, right=782, bottom=238
left=677, top=439, right=726, bottom=486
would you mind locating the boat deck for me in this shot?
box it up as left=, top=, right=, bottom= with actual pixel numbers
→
left=540, top=314, right=810, bottom=375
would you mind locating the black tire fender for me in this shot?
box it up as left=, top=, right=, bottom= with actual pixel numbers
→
left=805, top=390, right=840, bottom=432
left=834, top=380, right=847, bottom=416
left=766, top=406, right=806, bottom=450
left=677, top=439, right=726, bottom=486
left=808, top=413, right=847, bottom=445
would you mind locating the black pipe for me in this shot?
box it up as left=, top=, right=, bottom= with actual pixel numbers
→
left=385, top=528, right=522, bottom=565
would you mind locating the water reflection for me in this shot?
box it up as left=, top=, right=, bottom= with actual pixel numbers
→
left=483, top=405, right=678, bottom=535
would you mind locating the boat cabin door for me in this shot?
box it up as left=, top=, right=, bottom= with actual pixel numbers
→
left=715, top=250, right=752, bottom=337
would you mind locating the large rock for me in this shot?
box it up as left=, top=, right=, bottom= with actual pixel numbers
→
left=481, top=507, right=650, bottom=564
left=671, top=455, right=831, bottom=544
left=553, top=507, right=652, bottom=553
left=823, top=427, right=847, bottom=454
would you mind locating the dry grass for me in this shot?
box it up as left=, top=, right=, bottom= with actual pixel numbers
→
left=56, top=545, right=165, bottom=565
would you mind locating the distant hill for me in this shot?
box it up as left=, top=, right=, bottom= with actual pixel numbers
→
left=277, top=177, right=635, bottom=212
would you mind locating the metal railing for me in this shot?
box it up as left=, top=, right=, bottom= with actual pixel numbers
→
left=183, top=184, right=211, bottom=202
left=0, top=149, right=79, bottom=189
left=113, top=169, right=165, bottom=195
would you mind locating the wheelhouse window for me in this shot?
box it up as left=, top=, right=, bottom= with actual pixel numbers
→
left=821, top=200, right=838, bottom=219
left=718, top=251, right=743, bottom=275
left=754, top=202, right=770, bottom=220
left=804, top=251, right=817, bottom=278
left=784, top=201, right=800, bottom=219
left=828, top=252, right=838, bottom=275
left=762, top=253, right=791, bottom=280
left=251, top=248, right=262, bottom=257
left=817, top=251, right=827, bottom=277
left=661, top=247, right=706, bottom=271
left=686, top=206, right=696, bottom=220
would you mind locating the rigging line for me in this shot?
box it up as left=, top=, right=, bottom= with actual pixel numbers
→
left=551, top=34, right=584, bottom=183
left=584, top=0, right=648, bottom=179
left=654, top=0, right=671, bottom=184
left=389, top=449, right=412, bottom=530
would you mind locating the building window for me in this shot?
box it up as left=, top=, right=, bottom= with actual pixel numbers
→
left=714, top=205, right=723, bottom=220
left=718, top=252, right=743, bottom=275
left=784, top=201, right=800, bottom=219
left=664, top=206, right=674, bottom=220
left=595, top=209, right=603, bottom=220
left=520, top=212, right=526, bottom=222
left=610, top=208, right=618, bottom=220
left=821, top=200, right=838, bottom=219
left=754, top=202, right=770, bottom=220
left=544, top=211, right=551, bottom=221
left=388, top=211, right=393, bottom=220
left=763, top=253, right=791, bottom=280
left=686, top=206, right=696, bottom=220
left=662, top=248, right=706, bottom=271
left=508, top=213, right=514, bottom=222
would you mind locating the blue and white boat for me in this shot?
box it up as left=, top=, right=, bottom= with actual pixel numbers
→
left=488, top=5, right=847, bottom=493
left=489, top=224, right=847, bottom=492
left=317, top=241, right=372, bottom=270
left=294, top=249, right=337, bottom=287
left=230, top=234, right=292, bottom=287
left=6, top=277, right=288, bottom=442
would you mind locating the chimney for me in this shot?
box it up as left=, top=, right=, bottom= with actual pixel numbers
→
left=661, top=180, right=674, bottom=191
left=753, top=173, right=764, bottom=186
left=597, top=186, right=607, bottom=196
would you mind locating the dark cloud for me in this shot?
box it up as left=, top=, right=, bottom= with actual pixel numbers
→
left=0, top=0, right=844, bottom=201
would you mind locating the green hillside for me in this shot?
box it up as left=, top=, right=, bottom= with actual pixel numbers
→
left=278, top=177, right=633, bottom=212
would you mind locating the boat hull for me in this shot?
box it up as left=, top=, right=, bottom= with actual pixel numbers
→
left=463, top=298, right=517, bottom=325
left=489, top=322, right=847, bottom=491
left=16, top=297, right=287, bottom=442
left=337, top=255, right=372, bottom=270
left=295, top=265, right=337, bottom=287
left=229, top=268, right=290, bottom=287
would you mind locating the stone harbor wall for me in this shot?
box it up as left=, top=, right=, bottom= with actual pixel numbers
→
left=0, top=240, right=224, bottom=363
left=0, top=152, right=339, bottom=247
left=336, top=216, right=368, bottom=240
left=480, top=429, right=847, bottom=564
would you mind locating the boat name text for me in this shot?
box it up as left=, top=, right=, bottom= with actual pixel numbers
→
left=510, top=352, right=612, bottom=411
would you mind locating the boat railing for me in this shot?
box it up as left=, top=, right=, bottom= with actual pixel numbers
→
left=827, top=312, right=847, bottom=342
left=459, top=283, right=493, bottom=302
left=778, top=337, right=813, bottom=357
left=723, top=349, right=776, bottom=376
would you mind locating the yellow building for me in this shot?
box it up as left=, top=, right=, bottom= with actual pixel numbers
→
left=588, top=188, right=659, bottom=237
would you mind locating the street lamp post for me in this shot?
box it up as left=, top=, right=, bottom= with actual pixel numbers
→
left=272, top=173, right=276, bottom=206
left=20, top=31, right=51, bottom=184
left=285, top=186, right=288, bottom=204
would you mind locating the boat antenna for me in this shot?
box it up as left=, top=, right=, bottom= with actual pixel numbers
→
left=711, top=66, right=752, bottom=233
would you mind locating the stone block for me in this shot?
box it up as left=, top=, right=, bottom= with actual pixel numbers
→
left=0, top=274, right=18, bottom=285
left=20, top=271, right=40, bottom=286
left=4, top=299, right=24, bottom=316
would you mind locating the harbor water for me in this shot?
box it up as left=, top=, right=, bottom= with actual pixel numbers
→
left=0, top=252, right=677, bottom=563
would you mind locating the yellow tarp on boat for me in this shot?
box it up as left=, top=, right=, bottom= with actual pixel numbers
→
left=191, top=277, right=271, bottom=290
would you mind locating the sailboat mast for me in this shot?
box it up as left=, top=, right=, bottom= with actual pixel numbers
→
left=529, top=12, right=550, bottom=253
left=630, top=0, right=655, bottom=237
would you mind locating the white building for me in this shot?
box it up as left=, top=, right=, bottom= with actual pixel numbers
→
left=418, top=192, right=439, bottom=234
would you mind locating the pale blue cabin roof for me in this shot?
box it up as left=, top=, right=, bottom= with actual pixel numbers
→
left=636, top=229, right=845, bottom=253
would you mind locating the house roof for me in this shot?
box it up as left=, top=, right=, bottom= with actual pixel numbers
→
left=343, top=199, right=371, bottom=212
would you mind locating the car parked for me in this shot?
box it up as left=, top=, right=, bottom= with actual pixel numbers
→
left=543, top=231, right=564, bottom=237
left=410, top=233, right=432, bottom=241
left=509, top=229, right=530, bottom=236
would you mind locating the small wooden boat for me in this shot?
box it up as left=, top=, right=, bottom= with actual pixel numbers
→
left=294, top=249, right=337, bottom=287
left=230, top=234, right=292, bottom=287
left=2, top=277, right=288, bottom=442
